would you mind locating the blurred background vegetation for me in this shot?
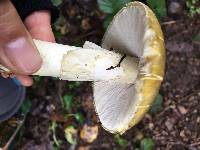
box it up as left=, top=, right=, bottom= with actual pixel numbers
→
left=0, top=0, right=200, bottom=150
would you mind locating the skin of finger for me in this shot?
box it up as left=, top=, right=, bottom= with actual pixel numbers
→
left=16, top=10, right=55, bottom=86
left=25, top=10, right=55, bottom=42
left=16, top=75, right=33, bottom=86
left=0, top=0, right=42, bottom=74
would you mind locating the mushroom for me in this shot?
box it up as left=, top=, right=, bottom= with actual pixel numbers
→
left=0, top=2, right=165, bottom=133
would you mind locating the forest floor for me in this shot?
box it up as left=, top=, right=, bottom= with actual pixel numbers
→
left=1, top=0, right=200, bottom=150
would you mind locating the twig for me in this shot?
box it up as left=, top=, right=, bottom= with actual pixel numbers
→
left=156, top=105, right=175, bottom=118
left=156, top=89, right=200, bottom=118
left=166, top=141, right=189, bottom=149
left=190, top=141, right=200, bottom=146
left=69, top=143, right=77, bottom=150
left=3, top=119, right=25, bottom=150
left=167, top=25, right=200, bottom=41
left=167, top=29, right=191, bottom=40
left=177, top=88, right=200, bottom=102
left=193, top=41, right=200, bottom=45
left=161, top=20, right=178, bottom=26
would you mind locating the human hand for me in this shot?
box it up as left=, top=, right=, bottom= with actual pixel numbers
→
left=17, top=10, right=56, bottom=86
left=0, top=0, right=55, bottom=86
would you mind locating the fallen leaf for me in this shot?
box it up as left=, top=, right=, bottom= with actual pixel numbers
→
left=135, top=131, right=144, bottom=141
left=80, top=124, right=98, bottom=143
left=165, top=119, right=174, bottom=131
left=177, top=105, right=188, bottom=115
left=64, top=126, right=77, bottom=144
left=196, top=116, right=200, bottom=123
left=180, top=130, right=186, bottom=138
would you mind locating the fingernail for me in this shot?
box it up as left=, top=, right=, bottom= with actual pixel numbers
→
left=3, top=37, right=42, bottom=74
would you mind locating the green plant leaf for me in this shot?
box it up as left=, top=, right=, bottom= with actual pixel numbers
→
left=32, top=76, right=42, bottom=88
left=98, top=0, right=132, bottom=29
left=98, top=0, right=131, bottom=14
left=20, top=99, right=32, bottom=115
left=147, top=0, right=166, bottom=21
left=193, top=34, right=200, bottom=41
left=50, top=121, right=61, bottom=147
left=149, top=94, right=163, bottom=115
left=33, top=76, right=41, bottom=82
left=68, top=81, right=82, bottom=89
left=63, top=95, right=73, bottom=111
left=115, top=0, right=131, bottom=10
left=103, top=14, right=114, bottom=29
left=51, top=0, right=62, bottom=6
left=186, top=0, right=200, bottom=16
left=97, top=0, right=115, bottom=14
left=156, top=0, right=167, bottom=19
left=53, top=145, right=60, bottom=150
left=114, top=134, right=128, bottom=148
left=75, top=113, right=84, bottom=124
left=52, top=28, right=62, bottom=39
left=140, top=138, right=155, bottom=150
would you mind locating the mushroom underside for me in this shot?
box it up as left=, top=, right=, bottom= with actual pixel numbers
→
left=94, top=81, right=139, bottom=132
left=94, top=3, right=148, bottom=133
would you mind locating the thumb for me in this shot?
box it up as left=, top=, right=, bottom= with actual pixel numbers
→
left=0, top=0, right=42, bottom=75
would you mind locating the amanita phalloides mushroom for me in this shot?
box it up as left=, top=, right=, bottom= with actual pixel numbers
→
left=0, top=2, right=165, bottom=133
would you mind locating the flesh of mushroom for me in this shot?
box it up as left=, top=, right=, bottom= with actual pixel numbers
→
left=0, top=39, right=139, bottom=84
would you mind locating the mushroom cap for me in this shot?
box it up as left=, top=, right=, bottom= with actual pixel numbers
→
left=93, top=1, right=165, bottom=133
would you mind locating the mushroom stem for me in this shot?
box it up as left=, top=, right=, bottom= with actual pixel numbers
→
left=0, top=40, right=139, bottom=83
